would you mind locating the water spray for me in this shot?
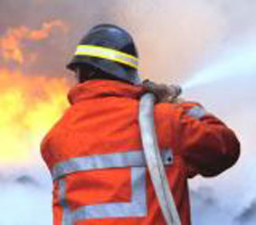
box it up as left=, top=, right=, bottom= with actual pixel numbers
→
left=182, top=43, right=256, bottom=91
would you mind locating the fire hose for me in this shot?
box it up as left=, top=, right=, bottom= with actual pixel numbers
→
left=139, top=92, right=181, bottom=225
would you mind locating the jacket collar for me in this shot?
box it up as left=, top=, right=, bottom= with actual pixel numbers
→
left=68, top=80, right=145, bottom=105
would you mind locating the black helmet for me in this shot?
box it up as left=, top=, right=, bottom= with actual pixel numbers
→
left=67, top=24, right=141, bottom=84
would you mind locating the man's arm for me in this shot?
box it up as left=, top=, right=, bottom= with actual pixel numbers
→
left=175, top=102, right=240, bottom=178
left=141, top=80, right=240, bottom=178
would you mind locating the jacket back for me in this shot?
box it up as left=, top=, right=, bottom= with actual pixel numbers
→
left=41, top=80, right=240, bottom=225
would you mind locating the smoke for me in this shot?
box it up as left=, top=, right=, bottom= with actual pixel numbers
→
left=190, top=187, right=234, bottom=225
left=0, top=0, right=256, bottom=224
left=0, top=165, right=52, bottom=225
left=106, top=0, right=228, bottom=84
left=0, top=20, right=66, bottom=64
left=236, top=201, right=256, bottom=225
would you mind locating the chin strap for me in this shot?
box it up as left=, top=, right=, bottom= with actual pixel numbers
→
left=139, top=93, right=181, bottom=225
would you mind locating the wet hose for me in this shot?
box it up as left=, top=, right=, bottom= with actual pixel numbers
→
left=139, top=93, right=181, bottom=225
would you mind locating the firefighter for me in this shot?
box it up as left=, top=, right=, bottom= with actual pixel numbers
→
left=41, top=24, right=240, bottom=225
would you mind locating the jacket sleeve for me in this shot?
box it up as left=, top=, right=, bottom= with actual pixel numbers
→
left=174, top=102, right=240, bottom=178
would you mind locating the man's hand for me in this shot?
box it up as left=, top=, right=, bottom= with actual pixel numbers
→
left=142, top=80, right=183, bottom=103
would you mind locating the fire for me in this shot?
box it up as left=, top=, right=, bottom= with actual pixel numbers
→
left=0, top=20, right=70, bottom=166
left=0, top=20, right=67, bottom=64
left=0, top=68, right=69, bottom=165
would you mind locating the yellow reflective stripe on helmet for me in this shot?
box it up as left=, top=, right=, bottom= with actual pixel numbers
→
left=75, top=45, right=139, bottom=69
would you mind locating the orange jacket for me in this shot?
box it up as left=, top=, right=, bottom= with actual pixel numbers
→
left=41, top=80, right=240, bottom=225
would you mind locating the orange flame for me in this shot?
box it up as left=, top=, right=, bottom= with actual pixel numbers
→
left=0, top=20, right=70, bottom=166
left=0, top=68, right=69, bottom=165
left=0, top=20, right=67, bottom=64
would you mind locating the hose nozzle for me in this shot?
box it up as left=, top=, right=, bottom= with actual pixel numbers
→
left=168, top=85, right=182, bottom=99
left=142, top=80, right=182, bottom=103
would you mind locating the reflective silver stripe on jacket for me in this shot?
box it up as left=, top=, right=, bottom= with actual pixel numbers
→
left=59, top=179, right=72, bottom=225
left=54, top=150, right=173, bottom=224
left=186, top=105, right=206, bottom=119
left=52, top=150, right=173, bottom=180
left=72, top=167, right=146, bottom=221
left=58, top=168, right=146, bottom=225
